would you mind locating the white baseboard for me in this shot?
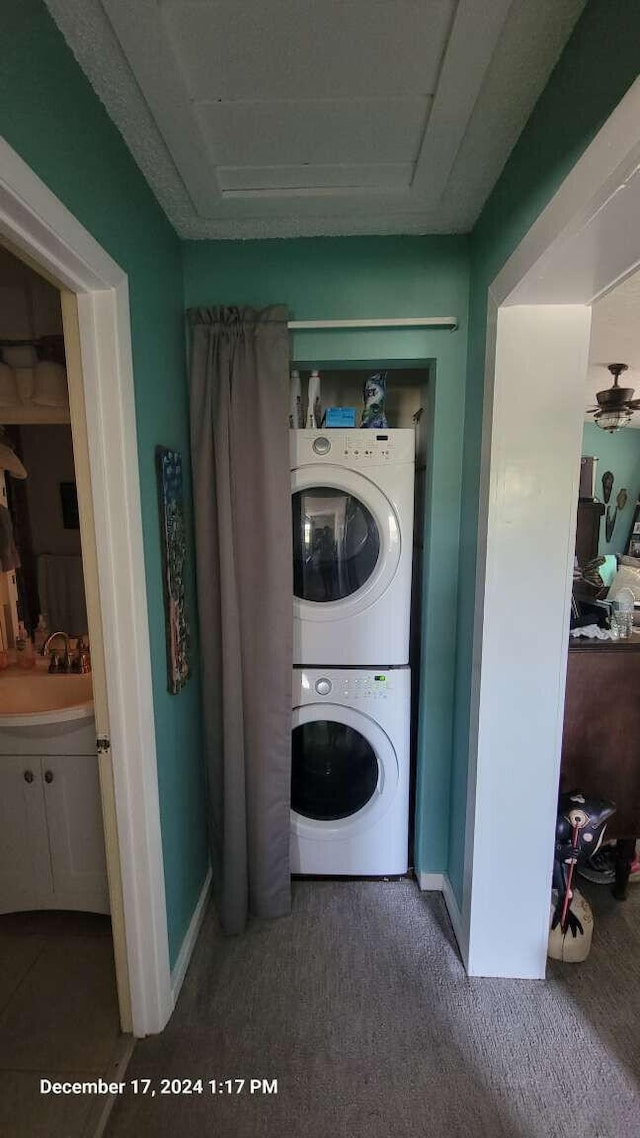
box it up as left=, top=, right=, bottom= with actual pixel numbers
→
left=417, top=872, right=444, bottom=891
left=441, top=873, right=464, bottom=951
left=417, top=870, right=467, bottom=967
left=416, top=869, right=466, bottom=969
left=170, top=865, right=212, bottom=1006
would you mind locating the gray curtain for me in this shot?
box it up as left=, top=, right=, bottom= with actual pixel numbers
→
left=187, top=306, right=292, bottom=934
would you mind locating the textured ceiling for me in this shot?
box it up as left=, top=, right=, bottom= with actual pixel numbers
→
left=45, top=0, right=585, bottom=239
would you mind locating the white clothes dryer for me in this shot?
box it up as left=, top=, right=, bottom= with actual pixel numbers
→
left=290, top=667, right=410, bottom=876
left=291, top=429, right=415, bottom=666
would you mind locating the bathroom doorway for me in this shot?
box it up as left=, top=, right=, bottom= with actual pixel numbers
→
left=0, top=136, right=175, bottom=1038
left=0, top=246, right=131, bottom=1125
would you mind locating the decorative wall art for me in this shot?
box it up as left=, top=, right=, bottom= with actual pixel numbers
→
left=606, top=488, right=628, bottom=543
left=156, top=446, right=191, bottom=693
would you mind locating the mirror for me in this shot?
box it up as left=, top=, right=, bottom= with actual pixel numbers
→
left=4, top=424, right=87, bottom=638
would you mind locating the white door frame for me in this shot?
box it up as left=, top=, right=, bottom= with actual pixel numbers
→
left=0, top=139, right=172, bottom=1033
left=460, top=76, right=640, bottom=976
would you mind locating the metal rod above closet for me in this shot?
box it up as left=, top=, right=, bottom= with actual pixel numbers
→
left=287, top=317, right=458, bottom=331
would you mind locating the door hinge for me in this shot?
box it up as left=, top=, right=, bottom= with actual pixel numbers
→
left=96, top=736, right=111, bottom=753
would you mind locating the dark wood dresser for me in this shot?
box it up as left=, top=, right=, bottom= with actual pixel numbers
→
left=575, top=499, right=605, bottom=567
left=560, top=633, right=640, bottom=893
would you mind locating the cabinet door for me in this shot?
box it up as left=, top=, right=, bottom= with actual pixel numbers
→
left=43, top=755, right=109, bottom=908
left=0, top=756, right=53, bottom=907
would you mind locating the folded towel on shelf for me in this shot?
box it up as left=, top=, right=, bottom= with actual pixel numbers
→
left=37, top=553, right=87, bottom=635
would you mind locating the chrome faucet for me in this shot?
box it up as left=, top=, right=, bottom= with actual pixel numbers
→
left=43, top=631, right=71, bottom=672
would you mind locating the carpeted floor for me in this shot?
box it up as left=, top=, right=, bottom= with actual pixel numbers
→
left=106, top=878, right=640, bottom=1138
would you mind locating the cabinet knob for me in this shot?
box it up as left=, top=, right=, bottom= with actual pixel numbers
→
left=44, top=770, right=54, bottom=784
left=23, top=769, right=34, bottom=783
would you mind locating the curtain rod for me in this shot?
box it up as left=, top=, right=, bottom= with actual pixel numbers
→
left=287, top=317, right=458, bottom=331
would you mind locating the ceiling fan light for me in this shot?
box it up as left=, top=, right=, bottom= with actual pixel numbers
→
left=594, top=407, right=632, bottom=432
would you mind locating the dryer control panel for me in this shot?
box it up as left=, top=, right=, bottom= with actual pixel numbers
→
left=342, top=435, right=394, bottom=461
left=291, top=428, right=415, bottom=468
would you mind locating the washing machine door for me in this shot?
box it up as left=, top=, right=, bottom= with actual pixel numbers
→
left=291, top=465, right=401, bottom=621
left=290, top=704, right=399, bottom=840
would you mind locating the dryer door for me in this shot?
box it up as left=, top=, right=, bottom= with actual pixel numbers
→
left=290, top=704, right=399, bottom=840
left=291, top=465, right=401, bottom=622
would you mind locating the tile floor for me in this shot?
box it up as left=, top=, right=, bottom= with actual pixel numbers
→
left=0, top=911, right=128, bottom=1138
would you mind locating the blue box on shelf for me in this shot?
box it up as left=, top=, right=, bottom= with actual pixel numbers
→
left=325, top=407, right=357, bottom=427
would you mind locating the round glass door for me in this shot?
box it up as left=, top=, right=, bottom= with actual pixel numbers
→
left=292, top=486, right=380, bottom=603
left=291, top=720, right=379, bottom=821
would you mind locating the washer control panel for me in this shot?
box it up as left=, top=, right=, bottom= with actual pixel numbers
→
left=296, top=669, right=400, bottom=706
left=340, top=674, right=391, bottom=701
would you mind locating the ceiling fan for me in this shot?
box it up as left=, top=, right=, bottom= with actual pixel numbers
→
left=589, top=363, right=640, bottom=432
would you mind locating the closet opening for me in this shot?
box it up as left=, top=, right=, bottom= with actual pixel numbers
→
left=291, top=362, right=430, bottom=872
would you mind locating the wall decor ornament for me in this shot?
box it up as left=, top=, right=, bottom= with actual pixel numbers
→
left=156, top=446, right=191, bottom=694
left=606, top=487, right=628, bottom=543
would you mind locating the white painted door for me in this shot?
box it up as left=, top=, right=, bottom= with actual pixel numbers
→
left=0, top=756, right=52, bottom=905
left=44, top=755, right=109, bottom=910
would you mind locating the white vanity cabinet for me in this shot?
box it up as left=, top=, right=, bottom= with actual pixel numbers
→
left=0, top=756, right=53, bottom=904
left=0, top=719, right=109, bottom=915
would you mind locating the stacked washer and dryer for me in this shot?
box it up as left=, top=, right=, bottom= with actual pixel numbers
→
left=290, top=428, right=415, bottom=875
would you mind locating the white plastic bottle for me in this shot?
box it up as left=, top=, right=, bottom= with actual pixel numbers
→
left=289, top=370, right=302, bottom=428
left=307, top=370, right=321, bottom=428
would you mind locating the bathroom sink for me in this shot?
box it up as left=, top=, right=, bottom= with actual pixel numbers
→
left=0, top=670, right=94, bottom=726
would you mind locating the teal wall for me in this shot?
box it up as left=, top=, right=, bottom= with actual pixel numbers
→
left=5, top=0, right=639, bottom=949
left=449, top=0, right=640, bottom=903
left=183, top=237, right=469, bottom=875
left=0, top=0, right=209, bottom=966
left=582, top=423, right=640, bottom=557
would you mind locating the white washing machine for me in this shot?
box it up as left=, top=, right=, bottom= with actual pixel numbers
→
left=291, top=429, right=415, bottom=665
left=290, top=667, right=410, bottom=876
